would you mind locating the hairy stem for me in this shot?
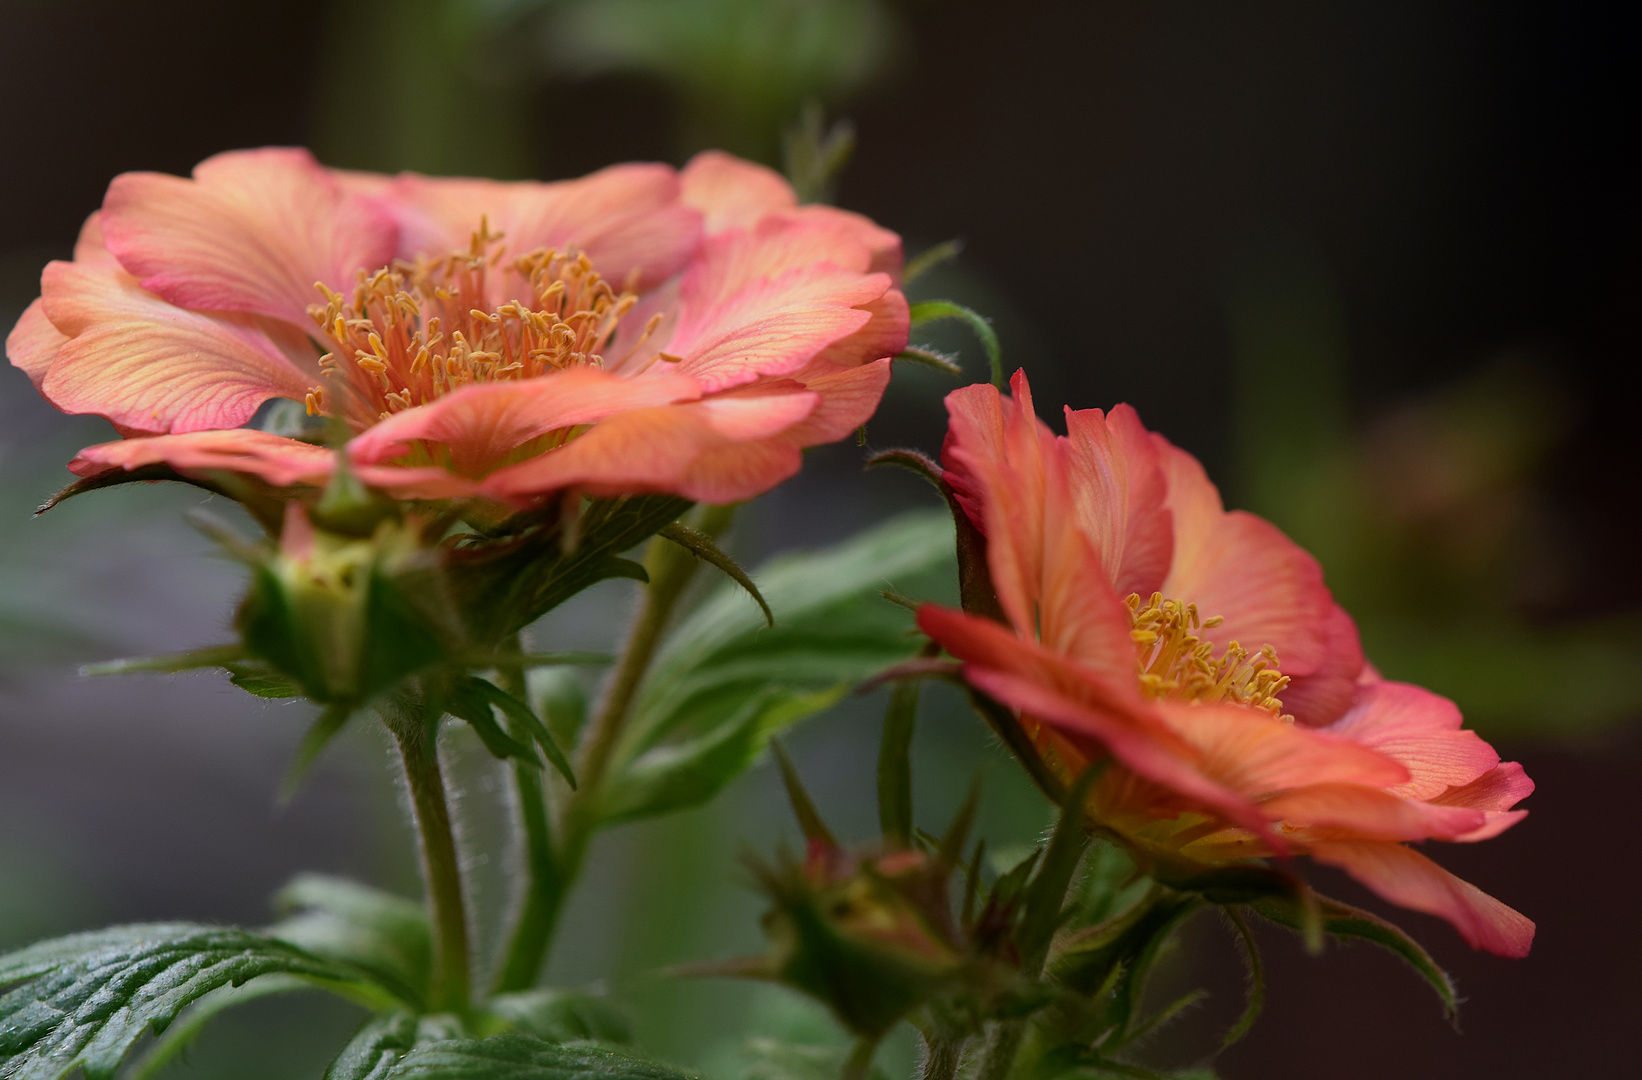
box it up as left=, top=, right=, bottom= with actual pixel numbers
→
left=388, top=697, right=471, bottom=1014
left=841, top=1037, right=881, bottom=1080
left=491, top=642, right=561, bottom=993
left=499, top=504, right=735, bottom=986
left=920, top=1034, right=965, bottom=1080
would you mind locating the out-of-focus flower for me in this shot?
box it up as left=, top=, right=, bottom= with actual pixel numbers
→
left=8, top=149, right=906, bottom=507
left=917, top=373, right=1534, bottom=957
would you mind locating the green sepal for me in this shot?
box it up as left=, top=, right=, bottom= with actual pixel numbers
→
left=37, top=463, right=289, bottom=532
left=1244, top=891, right=1459, bottom=1021
left=894, top=347, right=964, bottom=376
left=658, top=521, right=773, bottom=627
left=280, top=706, right=357, bottom=804
left=1218, top=908, right=1264, bottom=1051
left=270, top=874, right=433, bottom=1011
left=227, top=662, right=307, bottom=698
left=770, top=739, right=838, bottom=848
left=80, top=644, right=245, bottom=678
left=876, top=675, right=921, bottom=848
left=908, top=300, right=1002, bottom=388
left=0, top=923, right=403, bottom=1080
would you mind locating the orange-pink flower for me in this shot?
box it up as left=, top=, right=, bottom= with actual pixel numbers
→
left=8, top=149, right=907, bottom=506
left=918, top=373, right=1534, bottom=957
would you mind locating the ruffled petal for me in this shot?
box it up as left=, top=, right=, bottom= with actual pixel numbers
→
left=940, top=381, right=1009, bottom=532
left=101, top=147, right=397, bottom=326
left=1061, top=403, right=1174, bottom=599
left=680, top=151, right=797, bottom=233
left=961, top=374, right=1054, bottom=638
left=666, top=262, right=885, bottom=393
left=481, top=388, right=817, bottom=503
left=69, top=429, right=335, bottom=487
left=1430, top=761, right=1534, bottom=842
left=1308, top=840, right=1535, bottom=957
left=1156, top=437, right=1334, bottom=675
left=772, top=358, right=893, bottom=446
left=1153, top=700, right=1409, bottom=794
left=347, top=368, right=701, bottom=476
left=7, top=298, right=67, bottom=387
left=38, top=261, right=315, bottom=433
left=390, top=163, right=701, bottom=294
left=1323, top=681, right=1500, bottom=800
left=1262, top=783, right=1487, bottom=841
left=1281, top=603, right=1367, bottom=727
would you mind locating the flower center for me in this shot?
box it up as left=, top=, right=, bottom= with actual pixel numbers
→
left=1125, top=592, right=1291, bottom=719
left=303, top=224, right=656, bottom=428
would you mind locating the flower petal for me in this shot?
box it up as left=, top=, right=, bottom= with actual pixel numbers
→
left=1153, top=700, right=1410, bottom=794
left=38, top=261, right=315, bottom=433
left=1281, top=603, right=1367, bottom=727
left=101, top=147, right=397, bottom=326
left=390, top=163, right=701, bottom=294
left=1308, top=840, right=1534, bottom=957
left=1061, top=403, right=1174, bottom=599
left=1429, top=761, right=1534, bottom=841
left=482, top=388, right=818, bottom=503
left=1262, top=783, right=1487, bottom=841
left=69, top=429, right=334, bottom=487
left=1323, top=681, right=1500, bottom=800
left=7, top=298, right=67, bottom=387
left=347, top=368, right=701, bottom=476
left=680, top=151, right=797, bottom=233
left=772, top=358, right=893, bottom=446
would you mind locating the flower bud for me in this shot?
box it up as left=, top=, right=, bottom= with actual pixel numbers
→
left=236, top=504, right=448, bottom=706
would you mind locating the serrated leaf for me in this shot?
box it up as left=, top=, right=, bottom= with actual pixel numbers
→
left=384, top=1033, right=693, bottom=1079
left=447, top=679, right=540, bottom=767
left=127, top=974, right=310, bottom=1080
left=270, top=874, right=432, bottom=1011
left=0, top=923, right=399, bottom=1080
left=461, top=676, right=577, bottom=788
left=1244, top=892, right=1459, bottom=1019
left=327, top=1011, right=420, bottom=1080
left=605, top=511, right=956, bottom=820
left=658, top=522, right=773, bottom=627
left=487, top=989, right=632, bottom=1045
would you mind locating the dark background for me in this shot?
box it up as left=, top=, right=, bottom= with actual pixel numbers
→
left=0, top=2, right=1636, bottom=1077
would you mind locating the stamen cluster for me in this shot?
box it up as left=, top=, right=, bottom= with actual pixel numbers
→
left=1126, top=592, right=1291, bottom=718
left=304, top=225, right=652, bottom=427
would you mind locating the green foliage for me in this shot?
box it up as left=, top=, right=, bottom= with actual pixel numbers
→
left=597, top=510, right=956, bottom=824
left=382, top=1034, right=694, bottom=1080
left=447, top=676, right=577, bottom=787
left=488, top=989, right=632, bottom=1046
left=908, top=301, right=1003, bottom=388
left=270, top=875, right=434, bottom=1012
left=0, top=923, right=400, bottom=1080
left=1246, top=890, right=1458, bottom=1019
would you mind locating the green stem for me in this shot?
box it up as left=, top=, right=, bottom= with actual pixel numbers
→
left=500, top=504, right=735, bottom=986
left=492, top=642, right=562, bottom=993
left=388, top=697, right=471, bottom=1014
left=841, top=1036, right=881, bottom=1080
left=920, top=1033, right=965, bottom=1080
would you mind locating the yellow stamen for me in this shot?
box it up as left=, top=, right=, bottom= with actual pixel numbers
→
left=1125, top=592, right=1292, bottom=719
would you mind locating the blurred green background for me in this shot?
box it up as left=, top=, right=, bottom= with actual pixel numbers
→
left=0, top=2, right=1636, bottom=1078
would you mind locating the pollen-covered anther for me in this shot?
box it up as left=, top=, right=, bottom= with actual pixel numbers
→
left=303, top=225, right=641, bottom=428
left=1125, top=592, right=1292, bottom=719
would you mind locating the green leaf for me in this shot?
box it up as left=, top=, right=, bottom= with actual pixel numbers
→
left=447, top=679, right=541, bottom=768
left=599, top=686, right=844, bottom=825
left=0, top=923, right=400, bottom=1080
left=1244, top=892, right=1459, bottom=1020
left=487, top=989, right=632, bottom=1045
left=604, top=511, right=956, bottom=823
left=532, top=667, right=589, bottom=750
left=270, top=874, right=433, bottom=1011
left=908, top=300, right=1002, bottom=388
left=326, top=1012, right=467, bottom=1080
left=383, top=1033, right=693, bottom=1079
left=658, top=522, right=773, bottom=627
left=127, top=974, right=310, bottom=1080
left=461, top=676, right=577, bottom=789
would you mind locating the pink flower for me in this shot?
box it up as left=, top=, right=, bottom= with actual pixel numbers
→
left=8, top=149, right=907, bottom=506
left=918, top=372, right=1534, bottom=957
